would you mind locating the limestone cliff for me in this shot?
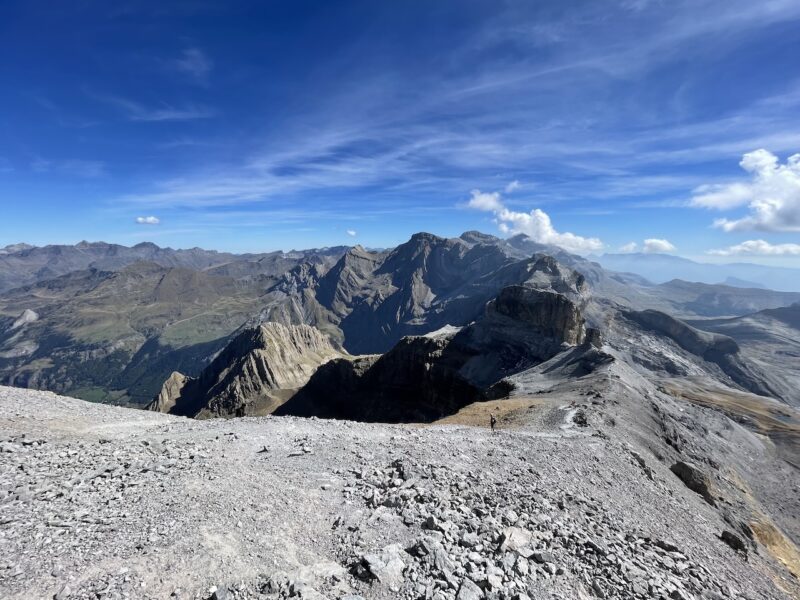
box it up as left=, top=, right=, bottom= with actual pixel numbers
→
left=148, top=371, right=189, bottom=414
left=147, top=322, right=344, bottom=418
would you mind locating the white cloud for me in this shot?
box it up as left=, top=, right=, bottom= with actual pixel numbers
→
left=346, top=229, right=357, bottom=237
left=642, top=238, right=676, bottom=253
left=691, top=182, right=752, bottom=210
left=505, top=180, right=521, bottom=193
left=135, top=216, right=160, bottom=225
left=707, top=239, right=800, bottom=256
left=467, top=189, right=504, bottom=212
left=619, top=242, right=638, bottom=253
left=691, top=149, right=800, bottom=232
left=467, top=189, right=603, bottom=254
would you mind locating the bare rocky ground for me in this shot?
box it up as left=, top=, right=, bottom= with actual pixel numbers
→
left=1, top=385, right=799, bottom=600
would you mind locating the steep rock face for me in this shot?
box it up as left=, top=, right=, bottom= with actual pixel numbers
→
left=277, top=334, right=481, bottom=422
left=458, top=286, right=587, bottom=388
left=256, top=233, right=545, bottom=355
left=489, top=285, right=585, bottom=345
left=148, top=371, right=189, bottom=413
left=316, top=245, right=387, bottom=317
left=148, top=323, right=344, bottom=418
left=625, top=309, right=739, bottom=358
left=279, top=284, right=589, bottom=422
left=623, top=309, right=779, bottom=399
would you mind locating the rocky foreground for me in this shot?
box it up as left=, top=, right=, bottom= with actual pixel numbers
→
left=1, top=386, right=798, bottom=600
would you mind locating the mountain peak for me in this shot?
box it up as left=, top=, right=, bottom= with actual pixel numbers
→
left=0, top=242, right=35, bottom=255
left=508, top=233, right=530, bottom=242
left=133, top=241, right=160, bottom=251
left=459, top=230, right=500, bottom=245
left=408, top=231, right=445, bottom=244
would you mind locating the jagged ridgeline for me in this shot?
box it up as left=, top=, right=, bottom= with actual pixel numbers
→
left=2, top=231, right=800, bottom=411
left=148, top=243, right=799, bottom=420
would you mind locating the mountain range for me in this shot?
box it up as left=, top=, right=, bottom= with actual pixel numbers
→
left=2, top=232, right=799, bottom=409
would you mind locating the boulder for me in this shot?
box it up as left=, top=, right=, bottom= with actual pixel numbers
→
left=360, top=544, right=406, bottom=587
left=456, top=578, right=485, bottom=600
left=670, top=461, right=716, bottom=506
left=498, top=527, right=532, bottom=553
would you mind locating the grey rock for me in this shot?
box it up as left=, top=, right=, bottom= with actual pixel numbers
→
left=670, top=461, right=717, bottom=506
left=498, top=527, right=532, bottom=553
left=456, top=578, right=484, bottom=600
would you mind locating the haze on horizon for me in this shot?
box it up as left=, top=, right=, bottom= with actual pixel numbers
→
left=2, top=0, right=800, bottom=265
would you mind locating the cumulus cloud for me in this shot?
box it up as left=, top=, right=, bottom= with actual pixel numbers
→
left=467, top=189, right=603, bottom=254
left=135, top=216, right=160, bottom=225
left=691, top=149, right=800, bottom=232
left=619, top=242, right=638, bottom=253
left=707, top=239, right=800, bottom=256
left=505, top=180, right=521, bottom=193
left=642, top=238, right=676, bottom=253
left=346, top=229, right=357, bottom=237
left=467, top=190, right=504, bottom=212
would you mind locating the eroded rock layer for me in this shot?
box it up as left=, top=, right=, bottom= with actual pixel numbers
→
left=147, top=322, right=344, bottom=418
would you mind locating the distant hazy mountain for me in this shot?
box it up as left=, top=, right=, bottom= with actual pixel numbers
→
left=0, top=240, right=349, bottom=293
left=0, top=244, right=348, bottom=404
left=596, top=252, right=800, bottom=292
left=0, top=243, right=35, bottom=255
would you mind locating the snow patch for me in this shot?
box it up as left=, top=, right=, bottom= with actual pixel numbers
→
left=11, top=309, right=38, bottom=330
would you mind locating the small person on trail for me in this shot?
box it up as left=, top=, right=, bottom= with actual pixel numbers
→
left=490, top=413, right=497, bottom=433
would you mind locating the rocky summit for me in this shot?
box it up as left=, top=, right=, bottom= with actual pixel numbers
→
left=2, top=386, right=799, bottom=600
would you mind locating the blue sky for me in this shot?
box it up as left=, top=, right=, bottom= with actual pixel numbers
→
left=2, top=0, right=800, bottom=263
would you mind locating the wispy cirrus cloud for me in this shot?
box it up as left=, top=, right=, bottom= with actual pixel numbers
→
left=107, top=0, right=800, bottom=247
left=90, top=92, right=215, bottom=122
left=29, top=157, right=105, bottom=178
left=167, top=47, right=213, bottom=85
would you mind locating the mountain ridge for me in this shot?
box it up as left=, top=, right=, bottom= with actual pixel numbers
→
left=2, top=231, right=800, bottom=406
